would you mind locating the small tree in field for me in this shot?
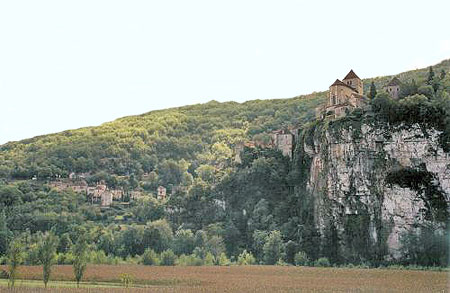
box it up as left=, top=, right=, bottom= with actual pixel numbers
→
left=37, top=232, right=59, bottom=288
left=120, top=273, right=134, bottom=288
left=72, top=236, right=89, bottom=287
left=7, top=239, right=24, bottom=288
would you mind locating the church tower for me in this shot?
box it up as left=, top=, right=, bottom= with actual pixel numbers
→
left=342, top=70, right=363, bottom=95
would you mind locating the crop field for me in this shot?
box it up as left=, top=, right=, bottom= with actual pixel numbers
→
left=0, top=265, right=447, bottom=292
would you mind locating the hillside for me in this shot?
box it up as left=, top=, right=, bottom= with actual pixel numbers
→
left=1, top=59, right=449, bottom=182
left=0, top=59, right=449, bottom=268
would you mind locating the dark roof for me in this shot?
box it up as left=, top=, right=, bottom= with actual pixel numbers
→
left=330, top=79, right=356, bottom=91
left=343, top=69, right=360, bottom=80
left=386, top=77, right=401, bottom=87
left=331, top=79, right=346, bottom=86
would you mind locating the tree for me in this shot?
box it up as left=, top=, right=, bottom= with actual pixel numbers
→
left=427, top=66, right=435, bottom=85
left=368, top=81, right=377, bottom=99
left=7, top=239, right=24, bottom=288
left=205, top=235, right=225, bottom=264
left=72, top=236, right=89, bottom=288
left=263, top=230, right=284, bottom=265
left=37, top=232, right=59, bottom=288
left=173, top=228, right=195, bottom=255
left=440, top=69, right=446, bottom=80
left=252, top=230, right=269, bottom=261
left=160, top=249, right=177, bottom=266
left=0, top=211, right=11, bottom=255
left=142, top=219, right=173, bottom=253
left=237, top=250, right=256, bottom=265
left=141, top=248, right=160, bottom=265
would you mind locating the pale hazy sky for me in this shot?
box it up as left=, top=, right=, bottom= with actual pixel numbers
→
left=1, top=0, right=449, bottom=144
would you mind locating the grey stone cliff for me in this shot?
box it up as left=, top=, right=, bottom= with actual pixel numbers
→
left=301, top=121, right=449, bottom=259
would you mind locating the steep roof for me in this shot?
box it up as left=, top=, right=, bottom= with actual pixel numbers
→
left=343, top=69, right=360, bottom=80
left=331, top=79, right=346, bottom=86
left=330, top=79, right=356, bottom=91
left=386, top=77, right=401, bottom=87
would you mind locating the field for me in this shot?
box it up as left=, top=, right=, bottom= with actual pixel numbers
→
left=0, top=265, right=448, bottom=292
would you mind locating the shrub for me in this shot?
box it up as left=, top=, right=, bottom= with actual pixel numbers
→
left=160, top=249, right=177, bottom=266
left=204, top=252, right=215, bottom=266
left=294, top=251, right=310, bottom=266
left=177, top=254, right=204, bottom=266
left=57, top=252, right=74, bottom=265
left=141, top=249, right=160, bottom=266
left=218, top=252, right=230, bottom=266
left=237, top=250, right=256, bottom=265
left=314, top=257, right=331, bottom=267
left=119, top=273, right=134, bottom=288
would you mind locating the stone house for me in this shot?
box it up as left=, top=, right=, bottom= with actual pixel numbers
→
left=270, top=129, right=297, bottom=159
left=101, top=192, right=113, bottom=207
left=384, top=77, right=401, bottom=99
left=157, top=186, right=167, bottom=199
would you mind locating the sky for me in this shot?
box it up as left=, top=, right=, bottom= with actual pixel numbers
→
left=1, top=0, right=449, bottom=144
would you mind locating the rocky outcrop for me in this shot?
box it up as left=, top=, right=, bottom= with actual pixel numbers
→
left=299, top=120, right=449, bottom=259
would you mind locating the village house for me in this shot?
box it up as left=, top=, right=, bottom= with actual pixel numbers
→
left=317, top=70, right=368, bottom=119
left=270, top=127, right=298, bottom=159
left=384, top=77, right=402, bottom=99
left=101, top=192, right=113, bottom=207
left=157, top=186, right=167, bottom=199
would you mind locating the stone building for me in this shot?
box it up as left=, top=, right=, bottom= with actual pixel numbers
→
left=384, top=77, right=401, bottom=99
left=317, top=70, right=367, bottom=119
left=157, top=186, right=167, bottom=199
left=101, top=192, right=113, bottom=207
left=270, top=129, right=297, bottom=159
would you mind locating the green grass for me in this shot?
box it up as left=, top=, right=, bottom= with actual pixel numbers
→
left=0, top=279, right=127, bottom=289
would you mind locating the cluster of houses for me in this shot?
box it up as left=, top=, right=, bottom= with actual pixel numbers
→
left=48, top=173, right=167, bottom=207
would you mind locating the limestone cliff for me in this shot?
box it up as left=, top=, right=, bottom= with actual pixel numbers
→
left=297, top=119, right=449, bottom=260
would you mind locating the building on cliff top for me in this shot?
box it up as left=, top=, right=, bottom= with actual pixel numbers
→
left=316, top=69, right=368, bottom=119
left=234, top=127, right=299, bottom=162
left=384, top=77, right=402, bottom=99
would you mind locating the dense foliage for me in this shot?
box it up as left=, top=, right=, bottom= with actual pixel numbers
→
left=0, top=60, right=449, bottom=271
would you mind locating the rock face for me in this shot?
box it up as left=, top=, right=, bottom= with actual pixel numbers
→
left=300, top=121, right=449, bottom=259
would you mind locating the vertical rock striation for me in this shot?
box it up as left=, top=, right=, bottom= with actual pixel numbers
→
left=299, top=120, right=449, bottom=260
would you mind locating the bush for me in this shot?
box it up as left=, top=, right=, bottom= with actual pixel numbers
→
left=204, top=252, right=215, bottom=266
left=177, top=254, right=204, bottom=266
left=141, top=249, right=160, bottom=266
left=314, top=257, right=331, bottom=267
left=160, top=249, right=177, bottom=266
left=57, top=252, right=74, bottom=265
left=218, top=252, right=230, bottom=266
left=237, top=250, right=256, bottom=265
left=294, top=251, right=310, bottom=266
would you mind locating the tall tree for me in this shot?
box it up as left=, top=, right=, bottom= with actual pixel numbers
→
left=440, top=69, right=446, bottom=80
left=427, top=66, right=435, bottom=85
left=7, top=240, right=24, bottom=288
left=37, top=232, right=59, bottom=288
left=263, top=230, right=284, bottom=265
left=72, top=235, right=89, bottom=288
left=368, top=81, right=377, bottom=99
